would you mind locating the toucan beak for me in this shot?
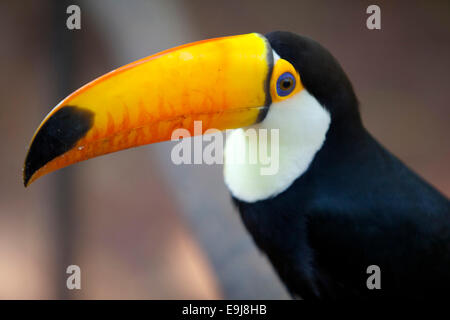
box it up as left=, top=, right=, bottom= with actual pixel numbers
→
left=23, top=33, right=273, bottom=186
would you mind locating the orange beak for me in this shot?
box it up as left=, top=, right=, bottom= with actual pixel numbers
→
left=23, top=33, right=274, bottom=186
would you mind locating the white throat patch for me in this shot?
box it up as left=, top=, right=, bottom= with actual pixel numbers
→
left=223, top=89, right=331, bottom=203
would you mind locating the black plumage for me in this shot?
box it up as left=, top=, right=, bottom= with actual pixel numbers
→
left=233, top=31, right=450, bottom=299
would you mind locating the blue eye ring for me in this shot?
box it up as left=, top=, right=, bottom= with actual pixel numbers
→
left=276, top=72, right=296, bottom=97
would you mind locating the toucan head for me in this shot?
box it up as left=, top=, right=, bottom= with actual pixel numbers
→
left=24, top=31, right=360, bottom=201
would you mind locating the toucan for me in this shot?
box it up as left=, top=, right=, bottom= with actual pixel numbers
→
left=23, top=31, right=450, bottom=299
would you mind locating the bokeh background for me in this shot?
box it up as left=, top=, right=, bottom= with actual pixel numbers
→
left=0, top=0, right=449, bottom=299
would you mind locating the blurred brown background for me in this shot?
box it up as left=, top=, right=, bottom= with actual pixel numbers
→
left=0, top=0, right=448, bottom=299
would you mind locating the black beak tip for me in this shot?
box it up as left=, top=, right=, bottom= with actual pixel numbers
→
left=22, top=105, right=94, bottom=187
left=23, top=166, right=31, bottom=188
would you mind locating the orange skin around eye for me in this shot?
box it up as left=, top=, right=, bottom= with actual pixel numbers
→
left=270, top=58, right=304, bottom=103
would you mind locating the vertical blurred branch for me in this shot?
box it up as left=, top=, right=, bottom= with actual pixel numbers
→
left=50, top=0, right=79, bottom=299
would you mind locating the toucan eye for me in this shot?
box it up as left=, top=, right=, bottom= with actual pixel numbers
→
left=276, top=72, right=296, bottom=97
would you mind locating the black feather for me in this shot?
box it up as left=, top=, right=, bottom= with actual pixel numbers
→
left=232, top=31, right=450, bottom=299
